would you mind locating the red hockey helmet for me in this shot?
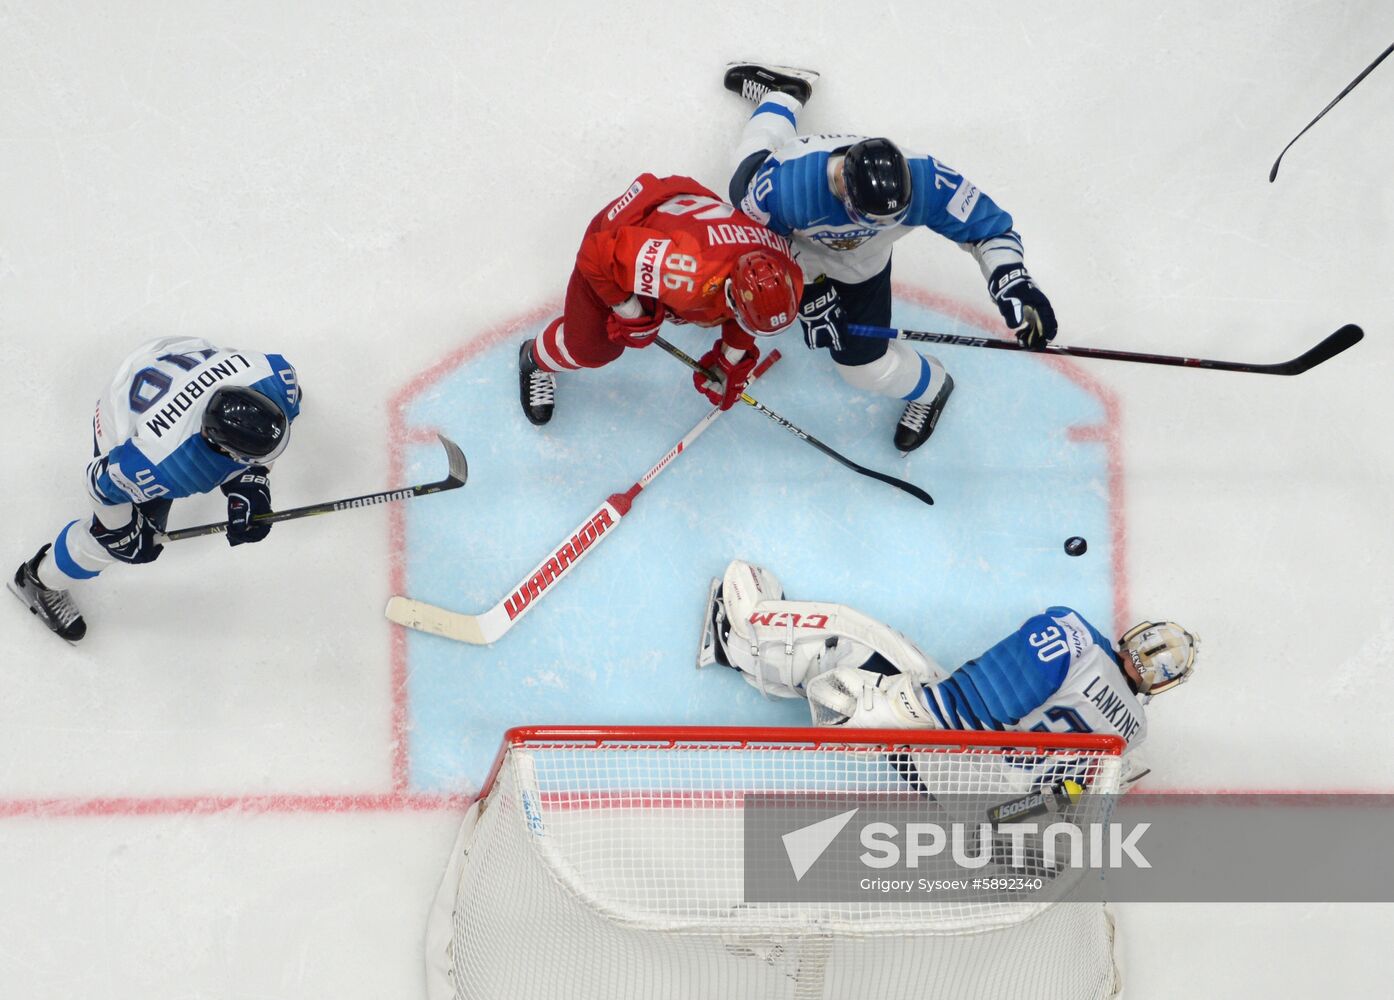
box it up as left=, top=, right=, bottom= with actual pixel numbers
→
left=725, top=251, right=802, bottom=337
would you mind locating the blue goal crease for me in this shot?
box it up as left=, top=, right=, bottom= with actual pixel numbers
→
left=397, top=300, right=1115, bottom=793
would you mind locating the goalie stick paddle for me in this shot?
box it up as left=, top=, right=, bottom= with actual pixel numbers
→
left=652, top=335, right=934, bottom=507
left=850, top=323, right=1363, bottom=376
left=385, top=352, right=782, bottom=645
left=158, top=434, right=468, bottom=542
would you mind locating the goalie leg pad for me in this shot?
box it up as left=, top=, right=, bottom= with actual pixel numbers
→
left=806, top=668, right=940, bottom=728
left=731, top=599, right=948, bottom=696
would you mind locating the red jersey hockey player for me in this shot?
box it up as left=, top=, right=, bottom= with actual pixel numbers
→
left=519, top=174, right=803, bottom=423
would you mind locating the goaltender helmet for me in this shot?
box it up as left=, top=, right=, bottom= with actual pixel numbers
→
left=1118, top=621, right=1199, bottom=695
left=202, top=386, right=290, bottom=464
left=725, top=251, right=802, bottom=337
left=840, top=138, right=912, bottom=228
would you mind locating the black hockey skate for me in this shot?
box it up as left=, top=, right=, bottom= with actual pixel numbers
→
left=723, top=63, right=818, bottom=105
left=894, top=373, right=955, bottom=454
left=8, top=544, right=86, bottom=643
left=518, top=339, right=556, bottom=426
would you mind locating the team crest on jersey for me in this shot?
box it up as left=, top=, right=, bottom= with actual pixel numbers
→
left=819, top=233, right=874, bottom=251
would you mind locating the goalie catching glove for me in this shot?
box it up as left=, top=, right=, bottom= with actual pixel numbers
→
left=807, top=666, right=939, bottom=728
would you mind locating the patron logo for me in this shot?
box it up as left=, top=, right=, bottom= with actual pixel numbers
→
left=632, top=238, right=670, bottom=298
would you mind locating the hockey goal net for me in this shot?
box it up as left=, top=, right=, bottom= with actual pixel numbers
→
left=426, top=726, right=1126, bottom=1000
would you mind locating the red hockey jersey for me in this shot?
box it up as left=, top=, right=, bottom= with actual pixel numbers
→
left=575, top=174, right=801, bottom=349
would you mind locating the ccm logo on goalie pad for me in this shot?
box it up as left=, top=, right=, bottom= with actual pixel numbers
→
left=632, top=239, right=670, bottom=298
left=504, top=508, right=616, bottom=620
left=748, top=611, right=830, bottom=629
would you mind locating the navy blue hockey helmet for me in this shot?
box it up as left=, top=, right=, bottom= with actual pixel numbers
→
left=202, top=386, right=289, bottom=463
left=840, top=138, right=912, bottom=228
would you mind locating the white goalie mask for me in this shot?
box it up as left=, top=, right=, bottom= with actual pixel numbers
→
left=1118, top=621, right=1198, bottom=695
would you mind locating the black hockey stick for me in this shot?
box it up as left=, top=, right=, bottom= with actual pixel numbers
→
left=1270, top=42, right=1393, bottom=182
left=653, top=335, right=934, bottom=507
left=158, top=434, right=468, bottom=542
left=849, top=323, right=1363, bottom=376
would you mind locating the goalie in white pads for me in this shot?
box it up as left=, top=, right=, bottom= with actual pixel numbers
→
left=698, top=559, right=1197, bottom=750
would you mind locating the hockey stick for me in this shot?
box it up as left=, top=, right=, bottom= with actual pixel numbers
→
left=384, top=353, right=781, bottom=645
left=652, top=335, right=934, bottom=507
left=158, top=434, right=468, bottom=542
left=1270, top=42, right=1393, bottom=182
left=849, top=323, right=1363, bottom=376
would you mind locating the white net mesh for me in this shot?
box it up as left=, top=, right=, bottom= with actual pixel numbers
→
left=428, top=729, right=1125, bottom=1000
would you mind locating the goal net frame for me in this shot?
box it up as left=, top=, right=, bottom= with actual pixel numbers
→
left=427, top=725, right=1127, bottom=1000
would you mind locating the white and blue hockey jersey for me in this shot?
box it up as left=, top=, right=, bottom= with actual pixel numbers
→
left=737, top=134, right=1023, bottom=284
left=88, top=337, right=301, bottom=506
left=921, top=607, right=1148, bottom=749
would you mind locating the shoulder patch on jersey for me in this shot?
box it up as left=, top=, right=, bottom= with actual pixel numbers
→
left=606, top=179, right=644, bottom=222
left=946, top=181, right=981, bottom=222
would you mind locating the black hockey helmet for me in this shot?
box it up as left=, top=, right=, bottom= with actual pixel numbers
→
left=840, top=138, right=912, bottom=228
left=201, top=386, right=289, bottom=463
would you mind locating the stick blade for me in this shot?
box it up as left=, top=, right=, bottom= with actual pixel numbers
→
left=436, top=435, right=469, bottom=487
left=1279, top=324, right=1363, bottom=375
left=385, top=596, right=493, bottom=644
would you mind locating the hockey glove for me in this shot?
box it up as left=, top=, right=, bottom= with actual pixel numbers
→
left=693, top=341, right=758, bottom=411
left=798, top=279, right=848, bottom=351
left=90, top=498, right=172, bottom=565
left=605, top=298, right=667, bottom=348
left=222, top=466, right=273, bottom=546
left=987, top=263, right=1057, bottom=351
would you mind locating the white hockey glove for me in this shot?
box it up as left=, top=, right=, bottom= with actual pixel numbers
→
left=806, top=667, right=939, bottom=728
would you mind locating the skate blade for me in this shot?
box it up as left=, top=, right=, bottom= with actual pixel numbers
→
left=6, top=579, right=80, bottom=646
left=725, top=61, right=820, bottom=84
left=696, top=576, right=721, bottom=669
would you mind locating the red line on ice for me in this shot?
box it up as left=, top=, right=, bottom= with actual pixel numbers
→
left=0, top=792, right=470, bottom=820
left=385, top=301, right=560, bottom=791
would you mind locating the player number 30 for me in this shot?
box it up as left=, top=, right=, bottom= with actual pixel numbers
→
left=1028, top=625, right=1071, bottom=663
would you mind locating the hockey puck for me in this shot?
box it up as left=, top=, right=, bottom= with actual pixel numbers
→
left=1064, top=536, right=1088, bottom=557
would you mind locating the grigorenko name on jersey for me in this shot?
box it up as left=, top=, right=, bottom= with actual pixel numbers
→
left=142, top=354, right=255, bottom=439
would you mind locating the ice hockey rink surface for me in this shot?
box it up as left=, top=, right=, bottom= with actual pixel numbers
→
left=2, top=1, right=1391, bottom=996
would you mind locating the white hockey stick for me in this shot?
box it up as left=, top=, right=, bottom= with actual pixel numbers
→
left=385, top=350, right=781, bottom=644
